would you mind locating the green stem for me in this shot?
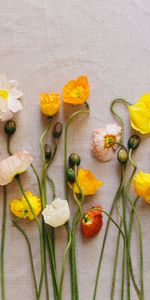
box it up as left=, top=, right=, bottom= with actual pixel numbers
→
left=1, top=186, right=7, bottom=300
left=59, top=224, right=72, bottom=300
left=12, top=220, right=39, bottom=299
left=111, top=220, right=123, bottom=300
left=93, top=166, right=124, bottom=300
left=16, top=176, right=44, bottom=297
left=127, top=151, right=144, bottom=299
left=40, top=117, right=52, bottom=162
left=121, top=242, right=126, bottom=300
left=46, top=226, right=60, bottom=300
left=6, top=135, right=12, bottom=155
left=70, top=167, right=84, bottom=300
left=63, top=102, right=89, bottom=300
left=64, top=102, right=90, bottom=199
left=122, top=186, right=131, bottom=300
left=31, top=164, right=42, bottom=198
left=31, top=162, right=49, bottom=299
left=47, top=175, right=56, bottom=200
left=110, top=98, right=131, bottom=143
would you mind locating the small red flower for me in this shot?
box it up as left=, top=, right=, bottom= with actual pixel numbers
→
left=81, top=206, right=103, bottom=238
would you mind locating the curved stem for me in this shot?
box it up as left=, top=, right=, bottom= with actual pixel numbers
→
left=110, top=98, right=131, bottom=143
left=1, top=186, right=7, bottom=300
left=6, top=136, right=12, bottom=155
left=12, top=220, right=39, bottom=299
left=47, top=175, right=56, bottom=200
left=16, top=176, right=44, bottom=297
left=59, top=224, right=72, bottom=300
left=64, top=102, right=90, bottom=199
left=31, top=164, right=42, bottom=198
left=40, top=117, right=52, bottom=163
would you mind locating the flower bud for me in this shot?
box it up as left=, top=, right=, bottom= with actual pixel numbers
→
left=4, top=120, right=16, bottom=135
left=69, top=153, right=80, bottom=167
left=67, top=168, right=75, bottom=182
left=44, top=144, right=52, bottom=160
left=117, top=147, right=128, bottom=164
left=52, top=122, right=63, bottom=138
left=128, top=135, right=140, bottom=150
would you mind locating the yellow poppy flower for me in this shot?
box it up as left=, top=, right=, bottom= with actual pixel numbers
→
left=73, top=168, right=102, bottom=196
left=133, top=171, right=150, bottom=204
left=40, top=93, right=60, bottom=117
left=10, top=191, right=42, bottom=220
left=128, top=94, right=150, bottom=134
left=63, top=76, right=89, bottom=105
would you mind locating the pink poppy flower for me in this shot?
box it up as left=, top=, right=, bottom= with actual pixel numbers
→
left=0, top=151, right=33, bottom=186
left=92, top=124, right=122, bottom=161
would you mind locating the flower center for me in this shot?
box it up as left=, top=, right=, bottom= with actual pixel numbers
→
left=0, top=89, right=8, bottom=100
left=105, top=135, right=116, bottom=148
left=70, top=86, right=84, bottom=98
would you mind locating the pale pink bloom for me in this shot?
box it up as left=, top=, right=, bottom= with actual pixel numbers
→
left=92, top=123, right=122, bottom=161
left=0, top=75, right=23, bottom=121
left=0, top=151, right=33, bottom=186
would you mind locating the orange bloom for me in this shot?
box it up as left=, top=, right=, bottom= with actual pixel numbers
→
left=40, top=93, right=60, bottom=117
left=63, top=76, right=89, bottom=105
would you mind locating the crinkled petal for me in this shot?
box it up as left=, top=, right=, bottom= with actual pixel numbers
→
left=42, top=198, right=70, bottom=227
left=105, top=123, right=122, bottom=136
left=8, top=97, right=22, bottom=113
left=0, top=151, right=33, bottom=186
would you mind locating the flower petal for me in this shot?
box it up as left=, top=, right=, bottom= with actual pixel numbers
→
left=42, top=198, right=70, bottom=227
left=8, top=97, right=22, bottom=113
left=0, top=151, right=33, bottom=186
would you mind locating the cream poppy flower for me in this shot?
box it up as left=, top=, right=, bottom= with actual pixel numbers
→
left=0, top=75, right=23, bottom=121
left=0, top=151, right=33, bottom=186
left=92, top=123, right=122, bottom=161
left=42, top=198, right=70, bottom=227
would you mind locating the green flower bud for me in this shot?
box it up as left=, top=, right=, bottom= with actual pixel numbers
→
left=44, top=144, right=52, bottom=160
left=4, top=120, right=16, bottom=135
left=52, top=122, right=63, bottom=138
left=117, top=148, right=128, bottom=164
left=67, top=168, right=75, bottom=182
left=69, top=153, right=80, bottom=167
left=128, top=135, right=140, bottom=150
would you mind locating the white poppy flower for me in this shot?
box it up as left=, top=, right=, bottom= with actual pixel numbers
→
left=92, top=123, right=122, bottom=161
left=0, top=75, right=23, bottom=121
left=42, top=198, right=70, bottom=227
left=0, top=151, right=33, bottom=186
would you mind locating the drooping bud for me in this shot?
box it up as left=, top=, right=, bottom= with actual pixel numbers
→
left=4, top=120, right=16, bottom=135
left=69, top=153, right=80, bottom=167
left=52, top=122, right=63, bottom=138
left=117, top=147, right=128, bottom=164
left=128, top=135, right=140, bottom=150
left=44, top=144, right=52, bottom=160
left=67, top=168, right=75, bottom=182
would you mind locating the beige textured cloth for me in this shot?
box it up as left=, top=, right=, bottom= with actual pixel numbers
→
left=0, top=0, right=150, bottom=299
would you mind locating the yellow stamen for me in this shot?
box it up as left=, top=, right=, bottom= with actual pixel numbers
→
left=70, top=86, right=84, bottom=99
left=0, top=90, right=8, bottom=100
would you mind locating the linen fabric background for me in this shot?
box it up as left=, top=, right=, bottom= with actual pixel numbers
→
left=0, top=0, right=150, bottom=299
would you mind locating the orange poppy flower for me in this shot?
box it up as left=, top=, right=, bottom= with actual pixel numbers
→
left=63, top=76, right=89, bottom=105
